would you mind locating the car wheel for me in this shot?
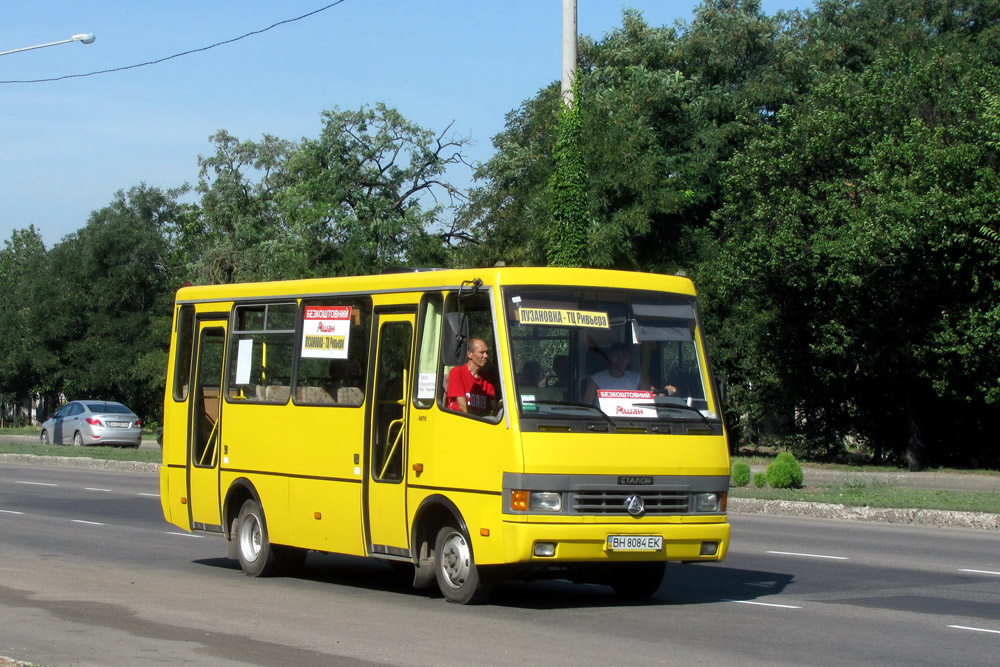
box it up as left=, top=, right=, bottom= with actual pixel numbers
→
left=235, top=498, right=282, bottom=577
left=40, top=430, right=49, bottom=445
left=434, top=524, right=492, bottom=604
left=73, top=432, right=84, bottom=447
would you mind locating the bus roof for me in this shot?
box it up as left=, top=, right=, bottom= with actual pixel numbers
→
left=173, top=266, right=697, bottom=304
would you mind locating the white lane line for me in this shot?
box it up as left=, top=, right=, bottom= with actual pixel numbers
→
left=0, top=509, right=25, bottom=515
left=959, top=569, right=1000, bottom=577
left=166, top=531, right=204, bottom=538
left=726, top=599, right=803, bottom=609
left=85, top=487, right=113, bottom=492
left=948, top=625, right=1000, bottom=635
left=71, top=519, right=106, bottom=526
left=138, top=493, right=160, bottom=498
left=766, top=550, right=849, bottom=560
left=15, top=481, right=57, bottom=487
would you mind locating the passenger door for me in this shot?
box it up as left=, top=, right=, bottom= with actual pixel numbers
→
left=187, top=319, right=227, bottom=530
left=365, top=311, right=415, bottom=557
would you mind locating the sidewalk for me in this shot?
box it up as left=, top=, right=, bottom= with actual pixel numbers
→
left=737, top=464, right=1000, bottom=530
left=751, top=464, right=1000, bottom=494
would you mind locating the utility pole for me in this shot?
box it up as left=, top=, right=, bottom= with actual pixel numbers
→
left=561, top=0, right=577, bottom=108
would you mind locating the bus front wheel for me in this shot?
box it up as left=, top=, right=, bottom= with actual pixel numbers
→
left=236, top=498, right=282, bottom=577
left=434, top=524, right=492, bottom=604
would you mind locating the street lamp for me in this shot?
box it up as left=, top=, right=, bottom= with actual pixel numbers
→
left=0, top=33, right=96, bottom=57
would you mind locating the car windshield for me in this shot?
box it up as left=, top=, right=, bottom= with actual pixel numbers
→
left=85, top=402, right=131, bottom=414
left=504, top=287, right=719, bottom=423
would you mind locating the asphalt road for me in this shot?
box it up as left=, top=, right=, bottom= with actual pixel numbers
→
left=0, top=464, right=997, bottom=666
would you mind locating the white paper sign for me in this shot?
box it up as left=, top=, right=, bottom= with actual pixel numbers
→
left=235, top=338, right=254, bottom=385
left=417, top=372, right=437, bottom=400
left=597, top=389, right=657, bottom=418
left=301, top=306, right=352, bottom=359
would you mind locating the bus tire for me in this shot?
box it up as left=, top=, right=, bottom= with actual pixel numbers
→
left=609, top=562, right=666, bottom=600
left=235, top=498, right=281, bottom=577
left=434, top=524, right=492, bottom=604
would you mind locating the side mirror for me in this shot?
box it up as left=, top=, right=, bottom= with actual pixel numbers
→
left=441, top=312, right=468, bottom=366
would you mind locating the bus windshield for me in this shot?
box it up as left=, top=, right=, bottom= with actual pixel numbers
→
left=505, top=287, right=718, bottom=423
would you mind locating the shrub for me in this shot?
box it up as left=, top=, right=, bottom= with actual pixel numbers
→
left=731, top=461, right=751, bottom=487
left=753, top=472, right=768, bottom=488
left=766, top=452, right=804, bottom=489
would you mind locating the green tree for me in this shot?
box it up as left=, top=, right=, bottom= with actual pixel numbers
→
left=707, top=1, right=1000, bottom=468
left=0, top=226, right=56, bottom=421
left=46, top=185, right=187, bottom=421
left=547, top=78, right=588, bottom=266
left=183, top=130, right=295, bottom=284
left=460, top=3, right=799, bottom=272
left=276, top=103, right=471, bottom=276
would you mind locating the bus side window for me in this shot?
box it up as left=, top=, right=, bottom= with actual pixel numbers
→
left=227, top=303, right=296, bottom=405
left=413, top=293, right=443, bottom=409
left=172, top=304, right=195, bottom=401
left=439, top=290, right=502, bottom=420
left=294, top=297, right=372, bottom=407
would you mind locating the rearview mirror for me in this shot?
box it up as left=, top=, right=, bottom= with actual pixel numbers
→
left=441, top=312, right=468, bottom=366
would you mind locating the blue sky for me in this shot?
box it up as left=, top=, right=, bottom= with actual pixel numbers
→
left=1, top=1, right=803, bottom=247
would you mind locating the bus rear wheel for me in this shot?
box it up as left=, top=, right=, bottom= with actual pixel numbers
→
left=236, top=498, right=282, bottom=577
left=608, top=562, right=666, bottom=600
left=434, top=524, right=492, bottom=604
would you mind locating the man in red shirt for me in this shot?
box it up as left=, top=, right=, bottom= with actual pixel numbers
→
left=446, top=337, right=497, bottom=416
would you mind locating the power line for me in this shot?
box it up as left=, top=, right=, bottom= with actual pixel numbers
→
left=0, top=0, right=348, bottom=85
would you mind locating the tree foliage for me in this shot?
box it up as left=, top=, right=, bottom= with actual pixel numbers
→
left=3, top=2, right=999, bottom=470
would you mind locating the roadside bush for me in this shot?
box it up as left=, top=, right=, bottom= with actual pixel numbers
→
left=753, top=472, right=768, bottom=488
left=731, top=461, right=751, bottom=487
left=766, top=452, right=804, bottom=489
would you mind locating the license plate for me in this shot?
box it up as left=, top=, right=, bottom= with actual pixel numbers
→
left=107, top=421, right=128, bottom=428
left=606, top=535, right=663, bottom=551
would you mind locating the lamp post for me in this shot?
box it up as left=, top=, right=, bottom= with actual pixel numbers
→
left=0, top=33, right=96, bottom=57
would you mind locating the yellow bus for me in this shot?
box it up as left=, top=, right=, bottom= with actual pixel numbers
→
left=160, top=267, right=730, bottom=603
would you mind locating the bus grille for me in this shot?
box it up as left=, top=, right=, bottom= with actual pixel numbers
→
left=572, top=490, right=691, bottom=515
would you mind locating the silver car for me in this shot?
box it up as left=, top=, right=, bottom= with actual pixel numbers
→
left=40, top=400, right=143, bottom=448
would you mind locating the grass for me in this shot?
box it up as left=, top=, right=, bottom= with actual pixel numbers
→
left=0, top=438, right=162, bottom=464
left=729, top=484, right=1000, bottom=514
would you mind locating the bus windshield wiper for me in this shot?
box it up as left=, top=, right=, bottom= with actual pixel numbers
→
left=632, top=401, right=717, bottom=427
left=526, top=400, right=615, bottom=425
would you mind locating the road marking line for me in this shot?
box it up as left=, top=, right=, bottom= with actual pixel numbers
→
left=71, top=519, right=105, bottom=526
left=726, top=599, right=803, bottom=609
left=948, top=625, right=1000, bottom=635
left=766, top=550, right=848, bottom=560
left=959, top=568, right=1000, bottom=577
left=0, top=509, right=25, bottom=515
left=166, top=531, right=204, bottom=538
left=85, top=487, right=113, bottom=492
left=16, top=481, right=57, bottom=487
left=138, top=493, right=160, bottom=498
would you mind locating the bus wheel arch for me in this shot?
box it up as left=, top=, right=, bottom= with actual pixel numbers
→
left=223, top=480, right=263, bottom=568
left=410, top=496, right=467, bottom=590
left=411, top=496, right=492, bottom=604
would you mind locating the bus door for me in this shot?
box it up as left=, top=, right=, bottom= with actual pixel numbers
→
left=188, top=318, right=227, bottom=530
left=365, top=310, right=415, bottom=556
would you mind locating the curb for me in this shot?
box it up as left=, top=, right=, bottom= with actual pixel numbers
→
left=730, top=497, right=1000, bottom=531
left=0, top=453, right=160, bottom=474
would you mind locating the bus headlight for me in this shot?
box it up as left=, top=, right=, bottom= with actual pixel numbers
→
left=694, top=492, right=723, bottom=512
left=529, top=492, right=563, bottom=512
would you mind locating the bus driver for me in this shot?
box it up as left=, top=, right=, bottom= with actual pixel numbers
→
left=446, top=337, right=497, bottom=416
